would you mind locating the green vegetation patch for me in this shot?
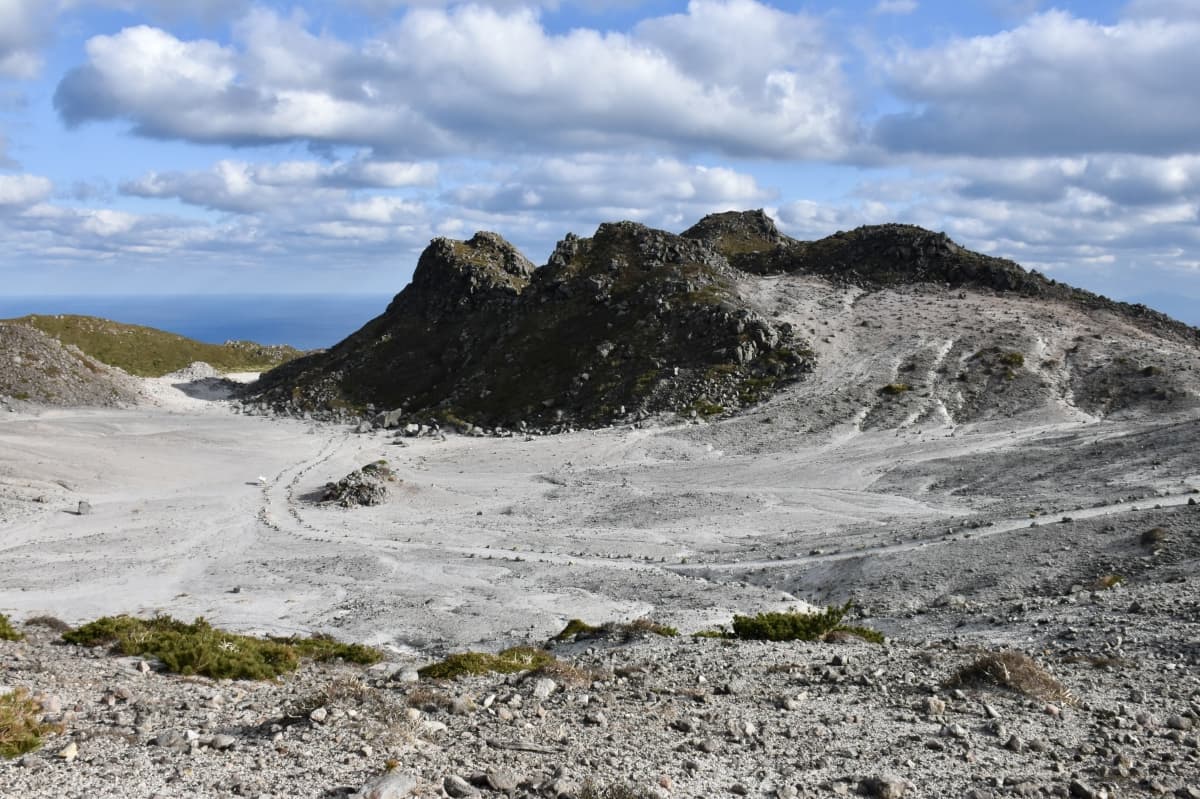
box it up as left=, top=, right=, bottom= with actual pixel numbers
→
left=0, top=688, right=62, bottom=759
left=10, top=315, right=303, bottom=377
left=418, top=646, right=556, bottom=680
left=730, top=603, right=884, bottom=644
left=879, top=383, right=911, bottom=396
left=551, top=618, right=679, bottom=643
left=0, top=613, right=24, bottom=642
left=62, top=615, right=380, bottom=680
left=998, top=351, right=1025, bottom=368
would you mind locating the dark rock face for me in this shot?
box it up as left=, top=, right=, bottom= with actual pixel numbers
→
left=249, top=220, right=811, bottom=428
left=247, top=211, right=1199, bottom=428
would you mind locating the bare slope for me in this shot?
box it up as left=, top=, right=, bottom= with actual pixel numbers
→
left=0, top=323, right=139, bottom=407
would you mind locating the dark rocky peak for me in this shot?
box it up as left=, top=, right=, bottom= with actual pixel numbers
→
left=537, top=220, right=739, bottom=310
left=682, top=209, right=790, bottom=254
left=789, top=223, right=1020, bottom=288
left=403, top=231, right=534, bottom=320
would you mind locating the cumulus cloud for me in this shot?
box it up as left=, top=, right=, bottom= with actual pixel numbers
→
left=0, top=173, right=53, bottom=207
left=0, top=0, right=54, bottom=78
left=54, top=1, right=854, bottom=159
left=874, top=10, right=1200, bottom=157
left=121, top=154, right=437, bottom=214
left=449, top=154, right=772, bottom=218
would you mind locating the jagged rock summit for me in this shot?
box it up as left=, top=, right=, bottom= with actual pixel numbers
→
left=247, top=211, right=1200, bottom=429
left=250, top=216, right=811, bottom=428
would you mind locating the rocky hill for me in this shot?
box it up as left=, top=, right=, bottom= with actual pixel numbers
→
left=0, top=323, right=140, bottom=407
left=9, top=314, right=304, bottom=378
left=246, top=212, right=1200, bottom=432
left=249, top=222, right=811, bottom=429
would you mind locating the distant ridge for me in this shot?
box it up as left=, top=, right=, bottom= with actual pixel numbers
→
left=7, top=314, right=305, bottom=378
left=246, top=211, right=1200, bottom=430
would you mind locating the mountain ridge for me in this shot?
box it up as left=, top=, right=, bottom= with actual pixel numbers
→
left=245, top=211, right=1200, bottom=430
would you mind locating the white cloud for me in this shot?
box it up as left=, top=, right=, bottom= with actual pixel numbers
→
left=873, top=0, right=917, bottom=15
left=121, top=155, right=437, bottom=214
left=55, top=2, right=854, bottom=159
left=0, top=173, right=53, bottom=206
left=875, top=10, right=1200, bottom=157
left=450, top=154, right=772, bottom=217
left=0, top=0, right=53, bottom=78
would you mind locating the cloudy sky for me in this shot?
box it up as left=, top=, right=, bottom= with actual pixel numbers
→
left=1, top=0, right=1198, bottom=321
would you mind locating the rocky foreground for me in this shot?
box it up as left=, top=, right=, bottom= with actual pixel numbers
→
left=2, top=536, right=1198, bottom=799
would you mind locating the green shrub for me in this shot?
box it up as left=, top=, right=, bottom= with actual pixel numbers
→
left=552, top=619, right=602, bottom=642
left=418, top=646, right=556, bottom=680
left=731, top=602, right=883, bottom=643
left=879, top=383, right=911, bottom=396
left=552, top=618, right=679, bottom=643
left=63, top=615, right=380, bottom=680
left=999, top=352, right=1025, bottom=368
left=0, top=688, right=62, bottom=758
left=0, top=614, right=24, bottom=642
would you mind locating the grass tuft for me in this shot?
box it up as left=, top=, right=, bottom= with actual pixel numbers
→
left=0, top=688, right=63, bottom=759
left=0, top=613, right=24, bottom=642
left=730, top=602, right=884, bottom=644
left=62, top=615, right=380, bottom=680
left=949, top=650, right=1074, bottom=704
left=418, top=646, right=556, bottom=680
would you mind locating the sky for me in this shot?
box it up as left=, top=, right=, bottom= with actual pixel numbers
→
left=1, top=0, right=1199, bottom=323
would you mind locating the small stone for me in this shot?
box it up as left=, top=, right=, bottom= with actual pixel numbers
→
left=940, top=723, right=968, bottom=739
left=57, top=742, right=78, bottom=763
left=309, top=707, right=328, bottom=724
left=211, top=734, right=236, bottom=751
left=485, top=768, right=520, bottom=792
left=450, top=697, right=474, bottom=715
left=443, top=774, right=479, bottom=798
left=532, top=678, right=557, bottom=700
left=1004, top=735, right=1025, bottom=753
left=154, top=730, right=188, bottom=751
left=923, top=697, right=946, bottom=716
left=1168, top=715, right=1194, bottom=731
left=77, top=501, right=92, bottom=516
left=859, top=775, right=910, bottom=798
left=356, top=770, right=419, bottom=799
left=584, top=711, right=607, bottom=726
left=1069, top=779, right=1106, bottom=799
left=730, top=784, right=749, bottom=796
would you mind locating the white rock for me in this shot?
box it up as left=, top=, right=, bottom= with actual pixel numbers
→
left=354, top=770, right=419, bottom=799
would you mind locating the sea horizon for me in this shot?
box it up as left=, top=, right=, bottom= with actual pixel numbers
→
left=0, top=293, right=395, bottom=351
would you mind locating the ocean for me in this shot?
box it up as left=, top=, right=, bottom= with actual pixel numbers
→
left=0, top=294, right=395, bottom=350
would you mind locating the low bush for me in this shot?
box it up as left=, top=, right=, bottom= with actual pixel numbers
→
left=551, top=617, right=679, bottom=643
left=0, top=613, right=24, bottom=642
left=418, top=646, right=555, bottom=680
left=879, top=383, right=911, bottom=396
left=63, top=615, right=381, bottom=680
left=730, top=602, right=883, bottom=644
left=0, top=688, right=62, bottom=759
left=949, top=650, right=1074, bottom=703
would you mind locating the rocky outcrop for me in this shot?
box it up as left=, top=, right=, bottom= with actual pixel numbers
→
left=249, top=221, right=811, bottom=429
left=247, top=211, right=1200, bottom=429
left=685, top=212, right=1199, bottom=345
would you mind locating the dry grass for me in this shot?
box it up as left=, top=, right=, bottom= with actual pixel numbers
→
left=23, top=616, right=71, bottom=633
left=949, top=650, right=1075, bottom=704
left=0, top=688, right=63, bottom=759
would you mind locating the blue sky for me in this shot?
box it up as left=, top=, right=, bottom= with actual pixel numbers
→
left=1, top=0, right=1198, bottom=323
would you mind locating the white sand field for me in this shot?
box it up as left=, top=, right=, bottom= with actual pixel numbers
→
left=3, top=361, right=1196, bottom=660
